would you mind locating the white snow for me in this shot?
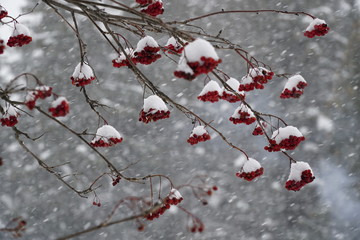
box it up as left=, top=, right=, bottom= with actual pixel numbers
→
left=242, top=158, right=261, bottom=173
left=115, top=48, right=134, bottom=61
left=176, top=56, right=194, bottom=74
left=283, top=75, right=306, bottom=90
left=231, top=103, right=255, bottom=118
left=92, top=125, right=122, bottom=143
left=143, top=95, right=168, bottom=112
left=316, top=115, right=334, bottom=132
left=3, top=104, right=19, bottom=117
left=240, top=75, right=254, bottom=85
left=288, top=161, right=313, bottom=181
left=13, top=23, right=31, bottom=37
left=182, top=38, right=219, bottom=62
left=271, top=126, right=303, bottom=144
left=169, top=188, right=182, bottom=200
left=35, top=85, right=51, bottom=92
left=198, top=80, right=222, bottom=96
left=25, top=91, right=36, bottom=101
left=135, top=36, right=159, bottom=52
left=305, top=18, right=327, bottom=31
left=222, top=77, right=243, bottom=94
left=166, top=36, right=180, bottom=47
left=51, top=96, right=68, bottom=107
left=72, top=62, right=94, bottom=79
left=190, top=126, right=207, bottom=137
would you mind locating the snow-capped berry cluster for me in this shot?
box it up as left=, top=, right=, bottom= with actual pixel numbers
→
left=140, top=0, right=164, bottom=17
left=235, top=158, right=264, bottom=181
left=229, top=103, right=256, bottom=125
left=252, top=120, right=267, bottom=136
left=48, top=97, right=70, bottom=117
left=90, top=125, right=123, bottom=147
left=7, top=24, right=32, bottom=47
left=1, top=105, right=19, bottom=127
left=136, top=0, right=152, bottom=4
left=221, top=78, right=245, bottom=103
left=133, top=36, right=161, bottom=65
left=304, top=18, right=329, bottom=38
left=197, top=80, right=222, bottom=102
left=0, top=39, right=5, bottom=54
left=264, top=126, right=305, bottom=152
left=139, top=95, right=170, bottom=123
left=280, top=75, right=308, bottom=99
left=164, top=37, right=184, bottom=54
left=25, top=86, right=53, bottom=110
left=0, top=6, right=8, bottom=20
left=70, top=62, right=96, bottom=87
left=187, top=126, right=211, bottom=145
left=174, top=38, right=221, bottom=80
left=112, top=48, right=135, bottom=68
left=164, top=188, right=183, bottom=206
left=285, top=161, right=315, bottom=191
left=239, top=67, right=274, bottom=91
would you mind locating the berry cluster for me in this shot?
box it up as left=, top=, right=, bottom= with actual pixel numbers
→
left=164, top=188, right=184, bottom=206
left=70, top=62, right=96, bottom=87
left=187, top=126, right=211, bottom=145
left=139, top=108, right=170, bottom=123
left=136, top=0, right=152, bottom=4
left=265, top=136, right=305, bottom=152
left=220, top=77, right=245, bottom=103
left=188, top=219, right=205, bottom=233
left=112, top=176, right=121, bottom=186
left=90, top=125, right=123, bottom=147
left=1, top=105, right=19, bottom=127
left=235, top=158, right=264, bottom=181
left=92, top=201, right=101, bottom=207
left=7, top=24, right=32, bottom=47
left=0, top=39, right=5, bottom=54
left=304, top=18, right=329, bottom=38
left=285, top=162, right=315, bottom=191
left=280, top=75, right=308, bottom=99
left=48, top=97, right=70, bottom=117
left=133, top=46, right=161, bottom=64
left=0, top=6, right=8, bottom=20
left=176, top=57, right=221, bottom=80
left=205, top=185, right=218, bottom=196
left=140, top=1, right=164, bottom=17
left=197, top=80, right=222, bottom=102
left=25, top=86, right=53, bottom=110
left=252, top=121, right=267, bottom=136
left=164, top=42, right=184, bottom=54
left=112, top=48, right=135, bottom=68
left=229, top=104, right=256, bottom=125
left=239, top=67, right=274, bottom=91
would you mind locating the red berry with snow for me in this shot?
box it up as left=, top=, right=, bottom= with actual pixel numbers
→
left=1, top=105, right=19, bottom=127
left=280, top=75, right=308, bottom=99
left=239, top=67, right=273, bottom=91
left=197, top=80, right=222, bottom=102
left=48, top=97, right=70, bottom=117
left=139, top=95, right=170, bottom=123
left=235, top=158, right=264, bottom=181
left=0, top=6, right=8, bottom=20
left=174, top=38, right=221, bottom=80
left=35, top=86, right=52, bottom=99
left=164, top=188, right=183, bottom=205
left=264, top=126, right=305, bottom=152
left=133, top=36, right=161, bottom=65
left=70, top=62, right=96, bottom=87
left=141, top=0, right=164, bottom=17
left=136, top=0, right=153, bottom=5
left=7, top=24, right=32, bottom=47
left=0, top=40, right=5, bottom=54
left=164, top=37, right=185, bottom=54
left=229, top=103, right=256, bottom=125
left=252, top=121, right=267, bottom=136
left=285, top=161, right=315, bottom=191
left=91, top=125, right=123, bottom=147
left=187, top=126, right=211, bottom=145
left=25, top=91, right=37, bottom=110
left=112, top=48, right=135, bottom=68
left=221, top=77, right=245, bottom=102
left=304, top=18, right=329, bottom=38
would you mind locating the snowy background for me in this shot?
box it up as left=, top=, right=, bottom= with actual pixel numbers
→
left=1, top=0, right=359, bottom=239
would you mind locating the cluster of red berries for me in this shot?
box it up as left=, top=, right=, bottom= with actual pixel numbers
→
left=25, top=86, right=53, bottom=110
left=304, top=23, right=329, bottom=38
left=188, top=219, right=205, bottom=233
left=71, top=75, right=95, bottom=87
left=48, top=98, right=70, bottom=117
left=7, top=34, right=32, bottom=47
left=140, top=1, right=164, bottom=17
left=221, top=91, right=244, bottom=103
left=112, top=176, right=121, bottom=186
left=197, top=91, right=221, bottom=102
left=229, top=105, right=256, bottom=125
left=0, top=7, right=8, bottom=20
left=1, top=115, right=18, bottom=127
left=175, top=57, right=222, bottom=81
left=139, top=108, right=170, bottom=123
left=239, top=68, right=274, bottom=91
left=0, top=39, right=5, bottom=54
left=280, top=81, right=308, bottom=99
left=164, top=43, right=184, bottom=54
left=133, top=46, right=161, bottom=65
left=112, top=58, right=130, bottom=68
left=91, top=137, right=123, bottom=147
left=264, top=135, right=305, bottom=152
left=252, top=121, right=267, bottom=136
left=145, top=189, right=183, bottom=220
left=136, top=0, right=152, bottom=4
left=286, top=169, right=315, bottom=191
left=236, top=167, right=264, bottom=181
left=92, top=201, right=101, bottom=207
left=205, top=185, right=218, bottom=196
left=187, top=132, right=211, bottom=145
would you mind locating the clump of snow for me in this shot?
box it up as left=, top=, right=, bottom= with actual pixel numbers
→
left=183, top=38, right=219, bottom=62
left=198, top=80, right=222, bottom=96
left=190, top=126, right=207, bottom=137
left=305, top=18, right=327, bottom=31
left=283, top=75, right=307, bottom=90
left=51, top=97, right=68, bottom=107
left=223, top=78, right=242, bottom=94
left=135, top=36, right=159, bottom=52
left=271, top=126, right=303, bottom=144
left=143, top=95, right=168, bottom=112
left=13, top=23, right=31, bottom=36
left=72, top=62, right=94, bottom=79
left=231, top=104, right=255, bottom=119
left=3, top=104, right=19, bottom=117
left=92, top=125, right=122, bottom=143
left=115, top=48, right=134, bottom=61
left=242, top=158, right=262, bottom=173
left=288, top=161, right=313, bottom=181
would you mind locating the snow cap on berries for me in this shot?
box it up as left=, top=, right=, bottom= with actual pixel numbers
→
left=285, top=161, right=315, bottom=191
left=304, top=18, right=329, bottom=38
left=35, top=85, right=52, bottom=99
left=139, top=95, right=170, bottom=123
left=280, top=75, right=308, bottom=99
left=265, top=126, right=305, bottom=152
left=112, top=48, right=135, bottom=68
left=164, top=36, right=184, bottom=54
left=183, top=38, right=219, bottom=63
left=166, top=188, right=183, bottom=205
left=0, top=5, right=8, bottom=20
left=236, top=158, right=264, bottom=181
left=133, top=36, right=161, bottom=65
left=71, top=62, right=96, bottom=87
left=221, top=77, right=245, bottom=102
left=197, top=80, right=222, bottom=102
left=25, top=91, right=37, bottom=110
left=91, top=125, right=123, bottom=147
left=1, top=104, right=19, bottom=127
left=7, top=23, right=32, bottom=47
left=49, top=97, right=70, bottom=117
left=187, top=125, right=211, bottom=145
left=135, top=35, right=159, bottom=52
left=229, top=103, right=256, bottom=125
